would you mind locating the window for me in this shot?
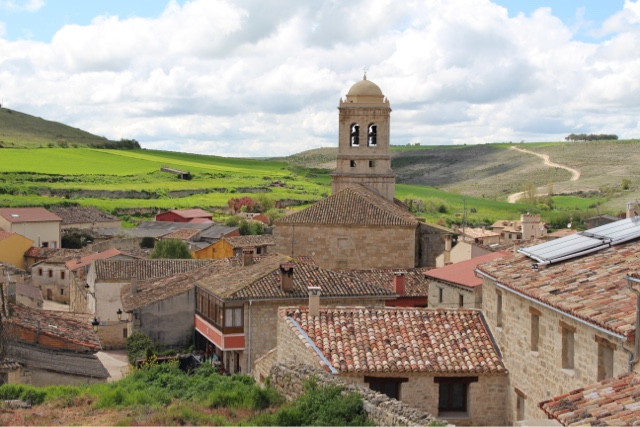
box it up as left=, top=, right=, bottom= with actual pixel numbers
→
left=60, top=271, right=65, bottom=280
left=224, top=307, right=243, bottom=328
left=515, top=389, right=526, bottom=421
left=350, top=123, right=360, bottom=146
left=458, top=294, right=464, bottom=308
left=38, top=268, right=43, bottom=276
left=350, top=160, right=357, bottom=168
left=560, top=322, right=575, bottom=369
left=364, top=377, right=407, bottom=400
left=369, top=160, right=376, bottom=168
left=60, top=289, right=64, bottom=296
left=530, top=307, right=541, bottom=351
left=438, top=288, right=443, bottom=304
left=436, top=377, right=477, bottom=415
left=123, top=328, right=128, bottom=339
left=48, top=269, right=53, bottom=278
left=42, top=242, right=49, bottom=248
left=596, top=337, right=615, bottom=381
left=496, top=291, right=503, bottom=328
left=367, top=124, right=377, bottom=146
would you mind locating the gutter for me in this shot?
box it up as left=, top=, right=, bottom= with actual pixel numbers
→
left=287, top=316, right=338, bottom=374
left=626, top=275, right=640, bottom=373
left=247, top=300, right=252, bottom=374
left=475, top=268, right=628, bottom=341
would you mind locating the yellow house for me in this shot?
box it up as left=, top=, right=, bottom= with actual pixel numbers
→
left=0, top=231, right=34, bottom=269
left=193, top=235, right=275, bottom=260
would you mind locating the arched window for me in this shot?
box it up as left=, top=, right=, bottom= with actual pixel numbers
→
left=368, top=124, right=377, bottom=146
left=350, top=124, right=360, bottom=146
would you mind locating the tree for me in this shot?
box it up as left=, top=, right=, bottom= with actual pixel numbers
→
left=622, top=178, right=632, bottom=190
left=522, top=182, right=538, bottom=205
left=227, top=197, right=257, bottom=214
left=126, top=331, right=156, bottom=364
left=150, top=239, right=192, bottom=259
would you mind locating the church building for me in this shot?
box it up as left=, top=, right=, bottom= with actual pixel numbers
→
left=274, top=75, right=450, bottom=270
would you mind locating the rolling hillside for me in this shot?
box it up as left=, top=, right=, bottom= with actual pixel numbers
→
left=0, top=107, right=126, bottom=148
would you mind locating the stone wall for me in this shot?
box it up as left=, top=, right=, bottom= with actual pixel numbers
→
left=428, top=279, right=481, bottom=309
left=274, top=223, right=416, bottom=270
left=268, top=363, right=442, bottom=427
left=32, top=263, right=69, bottom=303
left=482, top=276, right=633, bottom=424
left=135, top=290, right=195, bottom=348
left=89, top=237, right=143, bottom=253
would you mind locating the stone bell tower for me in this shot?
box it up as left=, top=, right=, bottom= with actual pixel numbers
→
left=330, top=74, right=396, bottom=201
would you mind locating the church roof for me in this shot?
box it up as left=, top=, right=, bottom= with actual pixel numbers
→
left=347, top=77, right=383, bottom=97
left=274, top=185, right=418, bottom=227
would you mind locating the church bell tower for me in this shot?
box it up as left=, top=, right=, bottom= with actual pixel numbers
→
left=330, top=74, right=396, bottom=201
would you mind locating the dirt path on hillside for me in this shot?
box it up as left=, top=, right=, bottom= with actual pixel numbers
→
left=507, top=146, right=581, bottom=203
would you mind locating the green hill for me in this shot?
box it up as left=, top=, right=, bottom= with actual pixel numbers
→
left=0, top=107, right=137, bottom=148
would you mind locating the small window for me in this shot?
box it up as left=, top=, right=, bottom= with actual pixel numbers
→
left=367, top=124, right=377, bottom=146
left=350, top=123, right=360, bottom=146
left=561, top=325, right=575, bottom=369
left=38, top=268, right=43, bottom=276
left=350, top=160, right=357, bottom=168
left=436, top=377, right=477, bottom=415
left=530, top=313, right=540, bottom=351
left=224, top=307, right=243, bottom=328
left=496, top=291, right=503, bottom=327
left=369, top=160, right=376, bottom=168
left=365, top=376, right=407, bottom=400
left=42, top=242, right=49, bottom=248
left=48, top=269, right=53, bottom=278
left=123, top=328, right=128, bottom=339
left=516, top=389, right=526, bottom=421
left=438, top=288, right=443, bottom=304
left=597, top=339, right=614, bottom=381
left=60, top=289, right=64, bottom=296
left=458, top=294, right=464, bottom=308
left=60, top=271, right=65, bottom=280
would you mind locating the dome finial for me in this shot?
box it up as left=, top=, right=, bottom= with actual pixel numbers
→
left=362, top=66, right=368, bottom=80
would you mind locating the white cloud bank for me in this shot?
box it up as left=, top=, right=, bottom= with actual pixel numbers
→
left=1, top=0, right=640, bottom=157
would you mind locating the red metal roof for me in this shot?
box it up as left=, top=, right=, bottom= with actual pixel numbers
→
left=0, top=208, right=62, bottom=223
left=65, top=248, right=123, bottom=271
left=424, top=251, right=511, bottom=288
left=169, top=209, right=212, bottom=219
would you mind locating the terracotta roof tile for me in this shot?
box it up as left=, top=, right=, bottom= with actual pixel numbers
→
left=224, top=234, right=275, bottom=248
left=164, top=209, right=212, bottom=219
left=425, top=251, right=511, bottom=288
left=159, top=229, right=202, bottom=241
left=94, top=259, right=215, bottom=281
left=477, top=240, right=640, bottom=339
left=339, top=268, right=432, bottom=297
left=196, top=255, right=396, bottom=301
left=0, top=207, right=62, bottom=223
left=274, top=185, right=418, bottom=227
left=539, top=373, right=640, bottom=426
left=8, top=342, right=109, bottom=378
left=281, top=306, right=507, bottom=375
left=49, top=206, right=118, bottom=225
left=7, top=304, right=101, bottom=351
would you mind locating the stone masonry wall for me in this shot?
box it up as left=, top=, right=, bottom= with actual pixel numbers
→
left=268, top=363, right=442, bottom=427
left=274, top=224, right=416, bottom=270
left=482, top=276, right=632, bottom=424
left=428, top=280, right=481, bottom=309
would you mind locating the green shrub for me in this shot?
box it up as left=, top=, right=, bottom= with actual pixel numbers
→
left=140, top=236, right=155, bottom=248
left=150, top=239, right=192, bottom=259
left=126, top=331, right=156, bottom=364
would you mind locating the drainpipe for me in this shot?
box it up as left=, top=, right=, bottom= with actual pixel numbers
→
left=246, top=300, right=252, bottom=374
left=627, top=275, right=640, bottom=373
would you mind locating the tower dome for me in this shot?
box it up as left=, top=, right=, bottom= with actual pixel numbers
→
left=347, top=77, right=384, bottom=97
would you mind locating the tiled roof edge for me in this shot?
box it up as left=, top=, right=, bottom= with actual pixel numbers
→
left=286, top=315, right=339, bottom=374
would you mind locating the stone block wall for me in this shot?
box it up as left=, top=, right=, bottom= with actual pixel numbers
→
left=428, top=280, right=480, bottom=309
left=97, top=321, right=128, bottom=350
left=274, top=224, right=416, bottom=270
left=268, top=363, right=442, bottom=427
left=482, top=276, right=632, bottom=424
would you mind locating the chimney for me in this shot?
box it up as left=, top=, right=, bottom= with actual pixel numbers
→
left=308, top=286, right=321, bottom=317
left=280, top=264, right=294, bottom=293
left=76, top=255, right=82, bottom=264
left=243, top=249, right=254, bottom=266
left=7, top=281, right=16, bottom=305
left=131, top=275, right=138, bottom=294
left=444, top=234, right=452, bottom=265
left=393, top=273, right=405, bottom=295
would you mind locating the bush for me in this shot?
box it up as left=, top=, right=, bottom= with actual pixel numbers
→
left=126, top=331, right=156, bottom=364
left=150, top=239, right=192, bottom=259
left=140, top=236, right=155, bottom=249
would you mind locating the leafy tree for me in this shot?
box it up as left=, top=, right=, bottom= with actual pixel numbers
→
left=254, top=194, right=275, bottom=213
left=227, top=197, right=257, bottom=214
left=140, top=236, right=155, bottom=249
left=622, top=178, right=632, bottom=190
left=150, top=239, right=192, bottom=259
left=522, top=182, right=538, bottom=205
left=126, top=331, right=156, bottom=365
left=225, top=216, right=240, bottom=227
left=265, top=208, right=284, bottom=223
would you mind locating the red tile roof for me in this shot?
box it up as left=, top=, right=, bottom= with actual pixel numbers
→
left=225, top=234, right=275, bottom=248
left=539, top=373, right=640, bottom=426
left=187, top=217, right=214, bottom=224
left=93, top=259, right=215, bottom=281
left=7, top=304, right=101, bottom=351
left=339, top=268, right=432, bottom=297
left=196, top=255, right=396, bottom=301
left=168, top=209, right=212, bottom=219
left=425, top=251, right=511, bottom=288
left=0, top=208, right=62, bottom=223
left=275, top=185, right=418, bottom=227
left=159, top=229, right=202, bottom=241
left=281, top=306, right=507, bottom=375
left=65, top=248, right=123, bottom=271
left=476, top=240, right=640, bottom=339
left=0, top=231, right=14, bottom=241
left=49, top=206, right=118, bottom=225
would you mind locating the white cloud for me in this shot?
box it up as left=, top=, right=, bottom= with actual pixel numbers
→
left=1, top=0, right=639, bottom=157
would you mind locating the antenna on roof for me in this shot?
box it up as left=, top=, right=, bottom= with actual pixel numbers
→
left=362, top=66, right=368, bottom=80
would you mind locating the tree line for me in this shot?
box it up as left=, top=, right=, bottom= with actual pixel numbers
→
left=565, top=133, right=618, bottom=142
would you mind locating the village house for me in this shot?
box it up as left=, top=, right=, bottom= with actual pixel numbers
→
left=339, top=268, right=431, bottom=307
left=72, top=258, right=214, bottom=349
left=270, top=305, right=508, bottom=426
left=274, top=76, right=451, bottom=270
left=436, top=235, right=495, bottom=267
left=237, top=212, right=270, bottom=225
left=119, top=259, right=231, bottom=348
left=475, top=217, right=640, bottom=424
left=426, top=251, right=511, bottom=310
left=49, top=206, right=121, bottom=231
left=15, top=282, right=43, bottom=309
left=155, top=208, right=213, bottom=223
left=194, top=234, right=275, bottom=260
left=193, top=254, right=396, bottom=375
left=0, top=231, right=33, bottom=270
left=0, top=207, right=62, bottom=249
left=0, top=263, right=41, bottom=309
left=5, top=301, right=108, bottom=386
left=490, top=213, right=547, bottom=242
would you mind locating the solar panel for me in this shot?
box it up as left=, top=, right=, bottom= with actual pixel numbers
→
left=519, top=217, right=640, bottom=265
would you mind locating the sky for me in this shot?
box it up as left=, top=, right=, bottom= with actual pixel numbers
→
left=1, top=0, right=639, bottom=158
